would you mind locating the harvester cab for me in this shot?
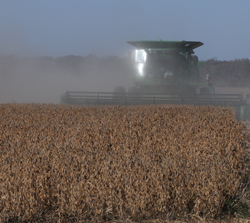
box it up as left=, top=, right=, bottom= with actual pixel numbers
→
left=127, top=39, right=214, bottom=95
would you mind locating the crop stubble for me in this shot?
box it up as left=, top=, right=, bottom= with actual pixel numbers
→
left=0, top=104, right=247, bottom=221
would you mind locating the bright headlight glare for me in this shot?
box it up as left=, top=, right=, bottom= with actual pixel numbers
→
left=138, top=63, right=144, bottom=76
left=135, top=50, right=147, bottom=63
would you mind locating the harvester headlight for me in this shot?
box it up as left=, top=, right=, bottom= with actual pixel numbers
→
left=135, top=49, right=147, bottom=63
left=138, top=63, right=144, bottom=76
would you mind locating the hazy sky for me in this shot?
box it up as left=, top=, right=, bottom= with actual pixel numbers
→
left=0, top=1, right=249, bottom=60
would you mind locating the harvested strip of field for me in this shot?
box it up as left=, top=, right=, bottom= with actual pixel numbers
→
left=0, top=104, right=247, bottom=222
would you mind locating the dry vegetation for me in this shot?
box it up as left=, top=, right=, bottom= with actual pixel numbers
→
left=0, top=104, right=249, bottom=222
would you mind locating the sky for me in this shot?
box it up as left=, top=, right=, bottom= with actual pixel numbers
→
left=0, top=1, right=250, bottom=61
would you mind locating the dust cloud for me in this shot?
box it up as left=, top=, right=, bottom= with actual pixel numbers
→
left=0, top=55, right=134, bottom=104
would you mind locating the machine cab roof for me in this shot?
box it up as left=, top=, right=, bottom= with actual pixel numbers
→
left=127, top=40, right=203, bottom=54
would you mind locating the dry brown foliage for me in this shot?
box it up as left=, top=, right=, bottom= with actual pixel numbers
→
left=0, top=104, right=247, bottom=222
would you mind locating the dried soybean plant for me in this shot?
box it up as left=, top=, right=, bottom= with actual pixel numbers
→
left=0, top=104, right=247, bottom=222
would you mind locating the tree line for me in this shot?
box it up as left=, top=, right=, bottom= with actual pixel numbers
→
left=207, top=58, right=250, bottom=87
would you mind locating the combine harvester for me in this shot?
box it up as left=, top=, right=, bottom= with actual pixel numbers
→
left=62, top=39, right=249, bottom=121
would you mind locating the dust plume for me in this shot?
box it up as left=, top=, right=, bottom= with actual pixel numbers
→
left=0, top=55, right=134, bottom=104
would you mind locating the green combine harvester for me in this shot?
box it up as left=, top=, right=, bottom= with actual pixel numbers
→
left=62, top=39, right=249, bottom=120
